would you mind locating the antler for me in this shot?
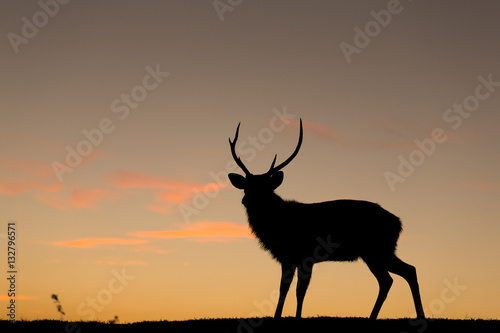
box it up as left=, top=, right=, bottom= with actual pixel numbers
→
left=267, top=118, right=303, bottom=174
left=229, top=123, right=251, bottom=176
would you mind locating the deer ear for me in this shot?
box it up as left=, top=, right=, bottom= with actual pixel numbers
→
left=270, top=171, right=284, bottom=189
left=229, top=173, right=246, bottom=189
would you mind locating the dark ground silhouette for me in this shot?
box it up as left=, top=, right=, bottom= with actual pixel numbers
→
left=2, top=317, right=499, bottom=333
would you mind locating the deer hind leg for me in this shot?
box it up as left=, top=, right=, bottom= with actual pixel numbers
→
left=295, top=262, right=314, bottom=318
left=388, top=255, right=425, bottom=319
left=274, top=263, right=296, bottom=318
left=365, top=260, right=393, bottom=320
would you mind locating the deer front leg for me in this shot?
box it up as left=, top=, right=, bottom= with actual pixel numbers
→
left=295, top=263, right=313, bottom=318
left=274, top=263, right=296, bottom=318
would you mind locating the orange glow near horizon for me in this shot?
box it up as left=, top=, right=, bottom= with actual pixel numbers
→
left=130, top=221, right=254, bottom=240
left=51, top=238, right=150, bottom=249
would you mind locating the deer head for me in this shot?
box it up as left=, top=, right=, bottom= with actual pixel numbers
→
left=228, top=119, right=303, bottom=205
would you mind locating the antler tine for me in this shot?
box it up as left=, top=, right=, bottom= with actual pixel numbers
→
left=268, top=154, right=277, bottom=172
left=267, top=118, right=303, bottom=174
left=229, top=122, right=251, bottom=176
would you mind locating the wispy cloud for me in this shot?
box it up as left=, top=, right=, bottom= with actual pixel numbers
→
left=130, top=221, right=253, bottom=242
left=289, top=119, right=346, bottom=142
left=37, top=192, right=70, bottom=210
left=1, top=162, right=225, bottom=213
left=70, top=185, right=115, bottom=208
left=0, top=178, right=64, bottom=195
left=133, top=245, right=169, bottom=254
left=51, top=237, right=149, bottom=248
left=457, top=180, right=500, bottom=192
left=0, top=153, right=105, bottom=179
left=0, top=159, right=54, bottom=178
left=0, top=157, right=114, bottom=210
left=291, top=117, right=461, bottom=152
left=49, top=259, right=63, bottom=264
left=109, top=171, right=225, bottom=214
left=36, top=185, right=115, bottom=210
left=108, top=170, right=194, bottom=190
left=94, top=259, right=147, bottom=266
left=290, top=118, right=413, bottom=151
left=367, top=116, right=417, bottom=141
left=367, top=115, right=468, bottom=146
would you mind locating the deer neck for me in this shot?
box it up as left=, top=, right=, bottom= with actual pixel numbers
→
left=243, top=191, right=285, bottom=219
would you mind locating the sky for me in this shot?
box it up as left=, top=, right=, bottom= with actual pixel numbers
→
left=1, top=0, right=500, bottom=323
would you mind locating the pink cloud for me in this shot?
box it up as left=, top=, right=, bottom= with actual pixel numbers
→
left=108, top=171, right=196, bottom=190
left=93, top=260, right=147, bottom=266
left=80, top=150, right=109, bottom=165
left=129, top=221, right=253, bottom=242
left=70, top=185, right=114, bottom=208
left=0, top=178, right=64, bottom=195
left=368, top=116, right=415, bottom=139
left=0, top=156, right=118, bottom=210
left=109, top=171, right=225, bottom=214
left=363, top=140, right=415, bottom=152
left=146, top=204, right=174, bottom=215
left=133, top=245, right=169, bottom=254
left=37, top=192, right=70, bottom=210
left=457, top=181, right=500, bottom=192
left=289, top=119, right=346, bottom=143
left=290, top=117, right=432, bottom=152
left=147, top=190, right=198, bottom=214
left=53, top=150, right=108, bottom=170
left=51, top=237, right=149, bottom=248
left=0, top=159, right=66, bottom=210
left=35, top=185, right=115, bottom=210
left=0, top=159, right=54, bottom=178
left=367, top=115, right=470, bottom=148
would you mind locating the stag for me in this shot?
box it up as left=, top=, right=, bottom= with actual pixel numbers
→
left=228, top=119, right=425, bottom=320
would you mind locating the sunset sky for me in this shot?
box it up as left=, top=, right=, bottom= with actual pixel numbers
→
left=1, top=0, right=500, bottom=323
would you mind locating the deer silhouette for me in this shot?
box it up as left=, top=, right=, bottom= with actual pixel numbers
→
left=228, top=119, right=425, bottom=320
